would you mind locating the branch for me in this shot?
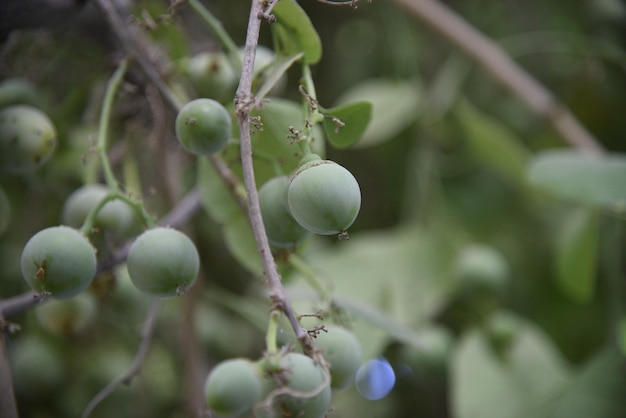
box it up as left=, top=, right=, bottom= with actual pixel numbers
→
left=389, top=0, right=605, bottom=155
left=234, top=0, right=313, bottom=355
left=81, top=297, right=161, bottom=418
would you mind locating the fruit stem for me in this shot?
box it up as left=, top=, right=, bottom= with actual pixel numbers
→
left=188, top=0, right=242, bottom=72
left=96, top=57, right=128, bottom=193
left=266, top=310, right=281, bottom=353
left=288, top=253, right=331, bottom=301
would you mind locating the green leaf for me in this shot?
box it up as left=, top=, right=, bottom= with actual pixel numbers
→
left=335, top=79, right=421, bottom=147
left=197, top=157, right=241, bottom=224
left=544, top=348, right=626, bottom=418
left=454, top=99, right=530, bottom=184
left=527, top=150, right=626, bottom=212
left=223, top=211, right=263, bottom=276
left=271, top=0, right=322, bottom=64
left=321, top=101, right=372, bottom=149
left=554, top=207, right=598, bottom=304
left=452, top=314, right=571, bottom=418
left=255, top=52, right=303, bottom=101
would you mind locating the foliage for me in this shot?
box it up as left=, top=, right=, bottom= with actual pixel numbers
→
left=1, top=0, right=626, bottom=417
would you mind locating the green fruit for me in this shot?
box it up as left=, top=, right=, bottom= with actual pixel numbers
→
left=62, top=184, right=138, bottom=236
left=396, top=326, right=453, bottom=382
left=11, top=336, right=65, bottom=395
left=175, top=98, right=231, bottom=155
left=455, top=244, right=510, bottom=292
left=315, top=326, right=363, bottom=390
left=35, top=292, right=98, bottom=337
left=287, top=155, right=361, bottom=235
left=0, top=185, right=10, bottom=235
left=0, top=104, right=57, bottom=173
left=204, top=358, right=264, bottom=417
left=0, top=78, right=44, bottom=109
left=186, top=51, right=237, bottom=101
left=126, top=227, right=200, bottom=297
left=259, top=176, right=313, bottom=249
left=264, top=352, right=331, bottom=418
left=20, top=226, right=97, bottom=299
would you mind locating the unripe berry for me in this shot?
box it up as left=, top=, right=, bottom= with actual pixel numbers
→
left=185, top=51, right=237, bottom=101
left=315, top=326, right=363, bottom=390
left=20, top=226, right=97, bottom=299
left=259, top=176, right=312, bottom=249
left=204, top=358, right=264, bottom=417
left=62, top=184, right=138, bottom=236
left=262, top=352, right=331, bottom=418
left=287, top=155, right=361, bottom=236
left=126, top=227, right=200, bottom=297
left=175, top=98, right=231, bottom=155
left=0, top=104, right=56, bottom=172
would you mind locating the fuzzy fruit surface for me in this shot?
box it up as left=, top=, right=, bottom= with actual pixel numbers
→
left=62, top=184, right=138, bottom=236
left=186, top=52, right=237, bottom=102
left=315, top=325, right=363, bottom=390
left=20, top=226, right=97, bottom=299
left=204, top=358, right=264, bottom=417
left=287, top=156, right=361, bottom=235
left=262, top=353, right=331, bottom=418
left=175, top=98, right=231, bottom=155
left=126, top=227, right=200, bottom=297
left=259, top=176, right=312, bottom=249
left=0, top=104, right=56, bottom=172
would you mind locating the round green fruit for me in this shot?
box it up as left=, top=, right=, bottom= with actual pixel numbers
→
left=315, top=326, right=363, bottom=390
left=259, top=176, right=312, bottom=249
left=455, top=244, right=510, bottom=292
left=175, top=98, right=231, bottom=155
left=20, top=226, right=97, bottom=299
left=204, top=358, right=264, bottom=417
left=62, top=184, right=138, bottom=236
left=0, top=104, right=57, bottom=173
left=264, top=352, right=331, bottom=418
left=186, top=51, right=237, bottom=101
left=35, top=292, right=98, bottom=337
left=126, top=227, right=200, bottom=297
left=0, top=185, right=10, bottom=235
left=287, top=155, right=361, bottom=235
left=0, top=78, right=43, bottom=109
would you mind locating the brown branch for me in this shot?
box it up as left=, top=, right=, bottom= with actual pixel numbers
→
left=235, top=0, right=313, bottom=355
left=389, top=0, right=606, bottom=156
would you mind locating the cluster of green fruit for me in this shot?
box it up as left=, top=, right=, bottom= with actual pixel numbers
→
left=175, top=98, right=361, bottom=243
left=19, top=222, right=200, bottom=300
left=204, top=325, right=362, bottom=418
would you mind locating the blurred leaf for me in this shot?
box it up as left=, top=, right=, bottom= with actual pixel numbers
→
left=543, top=348, right=626, bottom=418
left=223, top=211, right=263, bottom=276
left=335, top=79, right=421, bottom=147
left=321, top=101, right=372, bottom=149
left=452, top=315, right=571, bottom=418
left=554, top=207, right=599, bottom=304
left=527, top=150, right=626, bottom=212
left=454, top=99, right=530, bottom=184
left=271, top=0, right=322, bottom=64
left=286, top=224, right=457, bottom=359
left=197, top=157, right=240, bottom=224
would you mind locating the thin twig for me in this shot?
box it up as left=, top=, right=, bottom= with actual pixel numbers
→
left=94, top=0, right=183, bottom=111
left=234, top=0, right=313, bottom=355
left=390, top=0, right=606, bottom=155
left=81, top=297, right=161, bottom=418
